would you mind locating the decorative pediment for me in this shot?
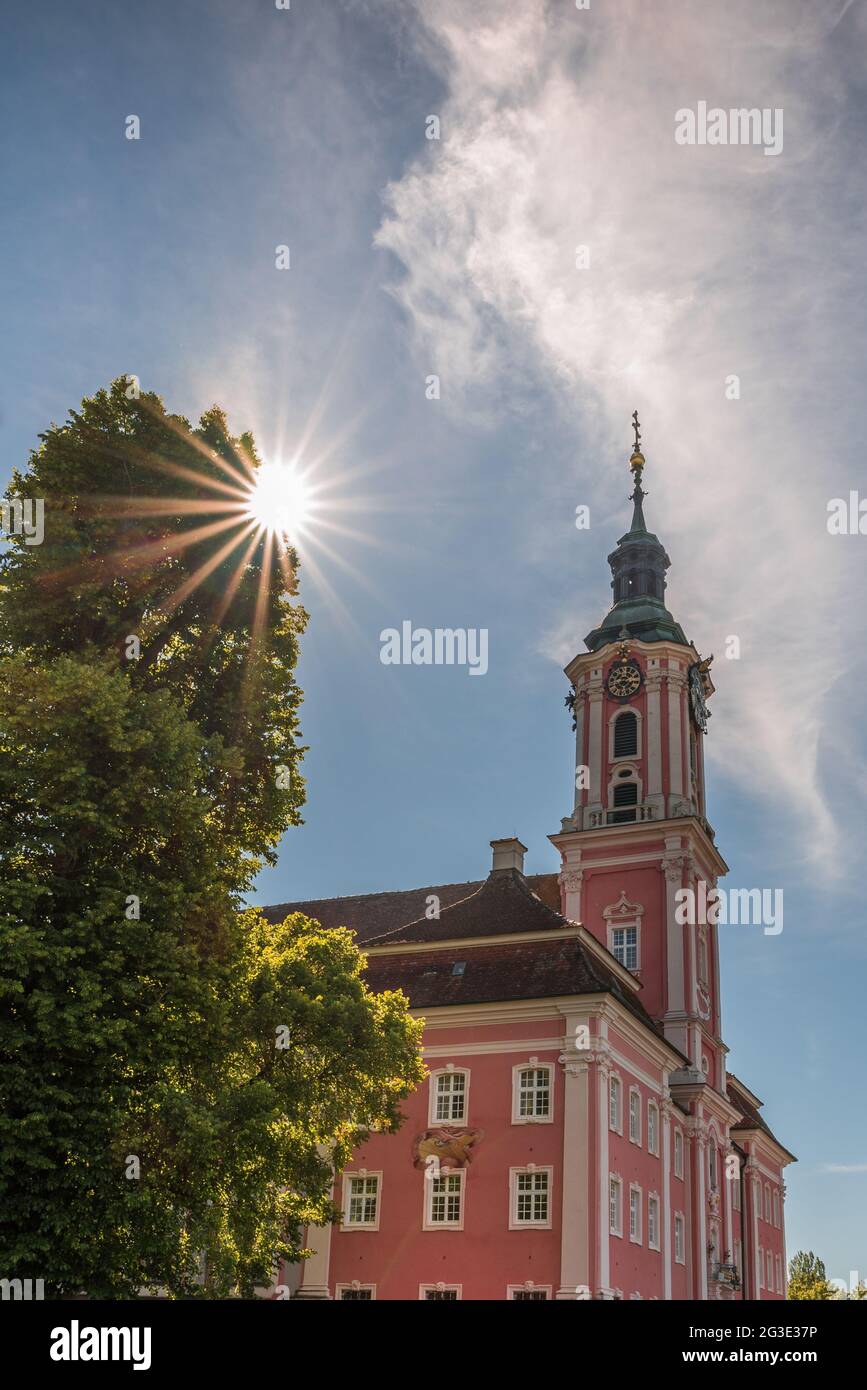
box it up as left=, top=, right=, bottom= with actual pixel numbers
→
left=602, top=890, right=644, bottom=922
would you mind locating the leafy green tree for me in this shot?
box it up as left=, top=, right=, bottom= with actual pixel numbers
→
left=787, top=1251, right=835, bottom=1300
left=0, top=382, right=425, bottom=1296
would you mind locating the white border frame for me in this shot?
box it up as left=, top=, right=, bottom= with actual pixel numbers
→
left=648, top=1191, right=661, bottom=1251
left=423, top=1167, right=465, bottom=1232
left=335, top=1282, right=377, bottom=1300
left=628, top=1086, right=642, bottom=1146
left=419, top=1283, right=462, bottom=1301
left=674, top=1211, right=685, bottom=1264
left=509, top=1165, right=554, bottom=1230
left=507, top=1283, right=554, bottom=1301
left=341, top=1170, right=382, bottom=1232
left=511, top=1059, right=555, bottom=1125
left=609, top=1173, right=623, bottom=1237
left=629, top=1182, right=643, bottom=1245
left=428, top=1064, right=471, bottom=1126
left=608, top=705, right=643, bottom=762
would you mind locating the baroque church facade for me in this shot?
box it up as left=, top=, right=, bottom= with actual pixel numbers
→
left=270, top=424, right=795, bottom=1301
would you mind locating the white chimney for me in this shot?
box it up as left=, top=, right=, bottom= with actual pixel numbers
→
left=490, top=837, right=527, bottom=875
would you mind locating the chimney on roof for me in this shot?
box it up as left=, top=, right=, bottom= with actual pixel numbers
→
left=490, top=837, right=527, bottom=875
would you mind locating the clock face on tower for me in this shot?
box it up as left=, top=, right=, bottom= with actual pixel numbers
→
left=606, top=660, right=642, bottom=699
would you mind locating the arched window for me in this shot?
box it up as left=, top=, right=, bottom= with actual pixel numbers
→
left=614, top=710, right=638, bottom=758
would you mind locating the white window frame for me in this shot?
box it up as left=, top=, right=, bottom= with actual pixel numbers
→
left=511, top=1060, right=554, bottom=1125
left=708, top=1142, right=718, bottom=1191
left=342, top=1171, right=382, bottom=1231
left=428, top=1066, right=470, bottom=1125
left=647, top=1100, right=659, bottom=1156
left=629, top=1183, right=643, bottom=1245
left=509, top=1165, right=553, bottom=1230
left=507, top=1283, right=553, bottom=1301
left=609, top=1174, right=623, bottom=1237
left=609, top=923, right=640, bottom=972
left=764, top=1183, right=771, bottom=1223
left=674, top=1128, right=683, bottom=1179
left=628, top=1086, right=642, bottom=1146
left=609, top=1074, right=623, bottom=1133
left=776, top=1255, right=783, bottom=1294
left=759, top=1247, right=764, bottom=1290
left=419, top=1284, right=462, bottom=1300
left=647, top=1192, right=661, bottom=1251
left=674, top=1212, right=685, bottom=1264
left=423, top=1168, right=465, bottom=1231
left=772, top=1188, right=780, bottom=1227
left=608, top=705, right=643, bottom=762
left=335, top=1283, right=376, bottom=1300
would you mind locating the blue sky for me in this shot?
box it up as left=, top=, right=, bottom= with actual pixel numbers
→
left=2, top=0, right=866, bottom=1283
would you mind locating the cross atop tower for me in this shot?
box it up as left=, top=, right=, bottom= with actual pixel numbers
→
left=631, top=409, right=641, bottom=454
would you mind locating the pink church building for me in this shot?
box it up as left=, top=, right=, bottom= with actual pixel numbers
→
left=271, top=425, right=795, bottom=1301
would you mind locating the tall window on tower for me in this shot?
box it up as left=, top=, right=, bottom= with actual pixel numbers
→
left=611, top=773, right=639, bottom=823
left=613, top=710, right=638, bottom=758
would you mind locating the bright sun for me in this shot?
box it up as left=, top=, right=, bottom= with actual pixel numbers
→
left=245, top=461, right=314, bottom=541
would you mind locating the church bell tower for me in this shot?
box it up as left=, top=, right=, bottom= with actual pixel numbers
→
left=550, top=416, right=727, bottom=1088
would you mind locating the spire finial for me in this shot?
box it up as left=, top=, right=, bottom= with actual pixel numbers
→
left=629, top=409, right=645, bottom=476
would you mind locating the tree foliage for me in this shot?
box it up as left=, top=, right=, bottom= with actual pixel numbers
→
left=0, top=381, right=424, bottom=1296
left=787, top=1250, right=835, bottom=1300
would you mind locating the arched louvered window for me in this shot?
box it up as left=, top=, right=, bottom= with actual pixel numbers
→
left=613, top=711, right=638, bottom=758
left=611, top=781, right=638, bottom=823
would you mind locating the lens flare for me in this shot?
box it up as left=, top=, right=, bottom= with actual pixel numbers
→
left=245, top=461, right=314, bottom=541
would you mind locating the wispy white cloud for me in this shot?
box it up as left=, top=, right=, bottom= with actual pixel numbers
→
left=375, top=0, right=867, bottom=877
left=821, top=1163, right=867, bottom=1174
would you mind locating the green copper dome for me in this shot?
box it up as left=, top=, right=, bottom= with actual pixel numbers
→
left=584, top=418, right=688, bottom=652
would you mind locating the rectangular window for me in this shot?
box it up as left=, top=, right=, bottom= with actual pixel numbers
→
left=611, top=925, right=638, bottom=970
left=345, top=1174, right=379, bottom=1228
left=675, top=1214, right=685, bottom=1264
left=674, top=1129, right=683, bottom=1179
left=629, top=1089, right=641, bottom=1145
left=434, top=1071, right=466, bottom=1122
left=421, top=1287, right=460, bottom=1300
left=709, top=1144, right=717, bottom=1190
left=510, top=1288, right=549, bottom=1300
left=609, top=1076, right=621, bottom=1131
left=517, top=1066, right=551, bottom=1119
left=647, top=1102, right=658, bottom=1155
left=648, top=1195, right=660, bottom=1250
left=776, top=1255, right=783, bottom=1294
left=764, top=1185, right=771, bottom=1223
left=609, top=1177, right=622, bottom=1236
left=767, top=1251, right=774, bottom=1290
left=773, top=1189, right=780, bottom=1227
left=513, top=1169, right=550, bottom=1226
left=759, top=1248, right=764, bottom=1290
left=337, top=1286, right=374, bottom=1300
left=427, top=1172, right=463, bottom=1227
left=629, top=1186, right=642, bottom=1243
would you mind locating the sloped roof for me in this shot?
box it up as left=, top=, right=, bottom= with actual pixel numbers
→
left=364, top=867, right=568, bottom=946
left=363, top=932, right=660, bottom=1033
left=727, top=1073, right=797, bottom=1163
left=261, top=872, right=561, bottom=945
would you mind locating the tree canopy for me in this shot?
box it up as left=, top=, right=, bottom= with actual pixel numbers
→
left=0, top=381, right=424, bottom=1297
